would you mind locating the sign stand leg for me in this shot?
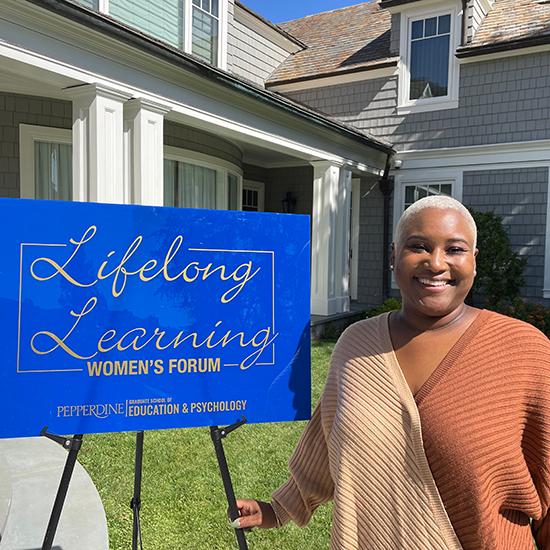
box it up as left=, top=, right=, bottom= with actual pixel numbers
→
left=40, top=427, right=84, bottom=550
left=130, top=431, right=144, bottom=550
left=210, top=417, right=248, bottom=550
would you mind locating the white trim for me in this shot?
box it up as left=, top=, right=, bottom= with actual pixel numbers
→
left=350, top=177, right=361, bottom=301
left=397, top=2, right=461, bottom=115
left=98, top=0, right=109, bottom=13
left=218, top=0, right=229, bottom=71
left=267, top=65, right=398, bottom=93
left=19, top=124, right=72, bottom=199
left=242, top=180, right=265, bottom=212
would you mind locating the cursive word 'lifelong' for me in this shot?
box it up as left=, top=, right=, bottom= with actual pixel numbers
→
left=29, top=226, right=260, bottom=303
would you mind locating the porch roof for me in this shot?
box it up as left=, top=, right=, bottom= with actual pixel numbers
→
left=22, top=0, right=393, bottom=155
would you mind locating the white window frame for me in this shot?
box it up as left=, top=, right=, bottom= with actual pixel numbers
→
left=19, top=124, right=72, bottom=199
left=98, top=0, right=228, bottom=70
left=163, top=146, right=242, bottom=210
left=397, top=2, right=461, bottom=115
left=242, top=180, right=265, bottom=212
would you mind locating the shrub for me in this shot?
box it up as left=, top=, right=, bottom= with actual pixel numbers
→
left=366, top=298, right=401, bottom=318
left=493, top=298, right=550, bottom=338
left=469, top=210, right=526, bottom=308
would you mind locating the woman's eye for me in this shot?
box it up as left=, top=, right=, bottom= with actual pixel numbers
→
left=409, top=243, right=427, bottom=252
left=448, top=247, right=466, bottom=254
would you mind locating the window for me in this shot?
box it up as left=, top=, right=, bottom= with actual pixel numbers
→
left=79, top=0, right=226, bottom=68
left=19, top=125, right=72, bottom=200
left=403, top=182, right=453, bottom=210
left=163, top=147, right=242, bottom=210
left=409, top=15, right=451, bottom=100
left=398, top=4, right=459, bottom=114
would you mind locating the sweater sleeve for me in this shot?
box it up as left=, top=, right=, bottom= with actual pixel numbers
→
left=531, top=464, right=550, bottom=549
left=270, top=398, right=335, bottom=527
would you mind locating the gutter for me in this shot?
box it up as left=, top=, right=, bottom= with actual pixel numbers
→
left=377, top=153, right=395, bottom=300
left=456, top=32, right=550, bottom=58
left=24, top=0, right=394, bottom=155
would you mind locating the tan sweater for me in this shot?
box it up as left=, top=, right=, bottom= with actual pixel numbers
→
left=271, top=310, right=550, bottom=550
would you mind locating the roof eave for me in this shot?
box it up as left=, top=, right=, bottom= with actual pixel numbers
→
left=22, top=0, right=393, bottom=155
left=267, top=59, right=399, bottom=87
left=457, top=33, right=550, bottom=58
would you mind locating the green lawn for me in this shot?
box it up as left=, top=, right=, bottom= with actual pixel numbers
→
left=79, top=341, right=335, bottom=550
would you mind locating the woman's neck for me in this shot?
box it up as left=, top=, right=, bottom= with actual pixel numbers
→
left=396, top=303, right=472, bottom=333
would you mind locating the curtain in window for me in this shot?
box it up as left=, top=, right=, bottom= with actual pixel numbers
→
left=164, top=159, right=217, bottom=209
left=34, top=142, right=72, bottom=201
left=110, top=0, right=184, bottom=48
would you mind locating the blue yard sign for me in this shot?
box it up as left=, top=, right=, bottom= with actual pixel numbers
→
left=0, top=199, right=311, bottom=438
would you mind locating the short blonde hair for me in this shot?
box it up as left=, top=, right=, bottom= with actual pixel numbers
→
left=394, top=195, right=477, bottom=248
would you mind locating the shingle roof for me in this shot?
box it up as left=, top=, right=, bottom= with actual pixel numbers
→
left=468, top=0, right=550, bottom=48
left=267, top=2, right=396, bottom=85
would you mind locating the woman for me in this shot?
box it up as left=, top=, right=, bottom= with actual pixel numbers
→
left=235, top=195, right=550, bottom=549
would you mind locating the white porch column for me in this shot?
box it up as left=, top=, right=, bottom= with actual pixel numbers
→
left=70, top=84, right=131, bottom=203
left=311, top=161, right=352, bottom=316
left=123, top=99, right=170, bottom=206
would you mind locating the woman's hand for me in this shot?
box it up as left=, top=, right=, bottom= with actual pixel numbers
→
left=231, top=499, right=278, bottom=529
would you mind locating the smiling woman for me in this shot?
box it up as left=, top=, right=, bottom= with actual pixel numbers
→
left=235, top=195, right=550, bottom=550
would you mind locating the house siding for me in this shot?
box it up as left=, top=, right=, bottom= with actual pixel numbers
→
left=284, top=51, right=550, bottom=151
left=227, top=15, right=292, bottom=86
left=462, top=167, right=549, bottom=303
left=164, top=122, right=242, bottom=166
left=0, top=92, right=72, bottom=199
left=265, top=165, right=313, bottom=215
left=357, top=177, right=386, bottom=306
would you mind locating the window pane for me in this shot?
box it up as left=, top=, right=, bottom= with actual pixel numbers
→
left=438, top=14, right=451, bottom=35
left=34, top=142, right=72, bottom=201
left=441, top=184, right=452, bottom=196
left=211, top=0, right=218, bottom=17
left=164, top=159, right=177, bottom=207
left=405, top=186, right=415, bottom=204
left=110, top=0, right=184, bottom=49
left=410, top=34, right=450, bottom=99
left=411, top=20, right=423, bottom=40
left=424, top=17, right=437, bottom=37
left=192, top=8, right=218, bottom=65
left=417, top=186, right=428, bottom=199
left=429, top=184, right=441, bottom=194
left=228, top=173, right=239, bottom=210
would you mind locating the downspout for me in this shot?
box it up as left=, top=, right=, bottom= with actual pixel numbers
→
left=461, top=0, right=469, bottom=46
left=378, top=153, right=395, bottom=300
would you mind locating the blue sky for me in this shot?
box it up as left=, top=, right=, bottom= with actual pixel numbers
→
left=242, top=1, right=368, bottom=23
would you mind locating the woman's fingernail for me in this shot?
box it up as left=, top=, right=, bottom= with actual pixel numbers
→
left=230, top=518, right=241, bottom=529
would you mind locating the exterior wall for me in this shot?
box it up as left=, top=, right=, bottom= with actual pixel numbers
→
left=468, top=0, right=492, bottom=43
left=389, top=13, right=400, bottom=56
left=462, top=167, right=549, bottom=303
left=284, top=51, right=550, bottom=151
left=357, top=177, right=386, bottom=306
left=265, top=165, right=313, bottom=214
left=243, top=163, right=268, bottom=182
left=0, top=92, right=72, bottom=199
left=164, top=122, right=242, bottom=166
left=227, top=14, right=292, bottom=86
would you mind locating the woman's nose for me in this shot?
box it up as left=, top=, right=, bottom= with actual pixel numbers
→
left=425, top=249, right=446, bottom=271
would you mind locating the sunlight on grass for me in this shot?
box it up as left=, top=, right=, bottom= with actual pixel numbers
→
left=79, top=341, right=335, bottom=549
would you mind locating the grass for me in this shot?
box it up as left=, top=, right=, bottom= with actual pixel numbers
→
left=79, top=341, right=335, bottom=550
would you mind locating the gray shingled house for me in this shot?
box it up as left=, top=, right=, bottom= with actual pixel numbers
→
left=1, top=0, right=549, bottom=319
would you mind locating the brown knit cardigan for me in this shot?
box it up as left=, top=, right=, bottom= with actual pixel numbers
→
left=271, top=310, right=550, bottom=550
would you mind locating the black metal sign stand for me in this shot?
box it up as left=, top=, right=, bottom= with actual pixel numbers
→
left=40, top=427, right=84, bottom=550
left=131, top=431, right=145, bottom=550
left=210, top=417, right=248, bottom=550
left=40, top=421, right=247, bottom=550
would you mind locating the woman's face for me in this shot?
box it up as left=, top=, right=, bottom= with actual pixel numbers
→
left=392, top=207, right=477, bottom=318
